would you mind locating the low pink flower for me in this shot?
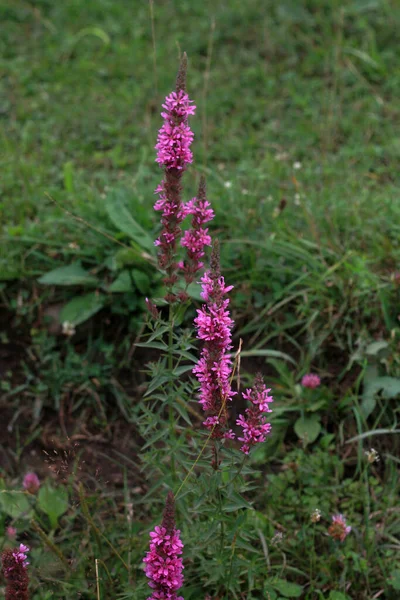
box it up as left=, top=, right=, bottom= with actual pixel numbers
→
left=328, top=514, right=351, bottom=542
left=23, top=472, right=40, bottom=494
left=6, top=526, right=17, bottom=540
left=301, top=373, right=321, bottom=389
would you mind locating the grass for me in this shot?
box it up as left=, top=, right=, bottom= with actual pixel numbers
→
left=1, top=0, right=400, bottom=598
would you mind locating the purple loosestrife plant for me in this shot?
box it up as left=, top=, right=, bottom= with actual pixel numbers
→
left=154, top=53, right=196, bottom=302
left=1, top=544, right=30, bottom=600
left=143, top=492, right=184, bottom=600
left=141, top=55, right=276, bottom=597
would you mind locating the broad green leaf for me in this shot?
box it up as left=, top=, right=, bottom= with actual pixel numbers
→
left=186, top=281, right=203, bottom=302
left=38, top=484, right=68, bottom=529
left=38, top=263, right=98, bottom=286
left=59, top=293, right=105, bottom=326
left=294, top=414, right=321, bottom=444
left=389, top=569, right=400, bottom=591
left=0, top=491, right=33, bottom=519
left=109, top=270, right=133, bottom=292
left=132, top=269, right=150, bottom=294
left=263, top=584, right=278, bottom=600
left=272, top=579, right=303, bottom=598
left=105, top=190, right=154, bottom=252
left=365, top=340, right=389, bottom=360
left=329, top=592, right=351, bottom=600
left=362, top=376, right=400, bottom=418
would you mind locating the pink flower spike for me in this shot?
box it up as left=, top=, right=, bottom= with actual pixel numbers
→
left=143, top=492, right=184, bottom=600
left=236, top=374, right=273, bottom=454
left=23, top=472, right=40, bottom=494
left=193, top=243, right=236, bottom=440
left=301, top=373, right=321, bottom=389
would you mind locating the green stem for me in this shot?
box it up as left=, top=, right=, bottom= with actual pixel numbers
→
left=310, top=523, right=315, bottom=592
left=168, top=303, right=176, bottom=480
left=217, top=483, right=225, bottom=554
left=30, top=519, right=69, bottom=569
left=363, top=465, right=371, bottom=593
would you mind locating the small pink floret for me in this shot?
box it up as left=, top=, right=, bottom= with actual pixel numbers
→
left=6, top=526, right=17, bottom=540
left=23, top=472, right=40, bottom=494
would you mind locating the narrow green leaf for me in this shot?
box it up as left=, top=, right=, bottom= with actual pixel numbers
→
left=59, top=293, right=105, bottom=326
left=105, top=190, right=154, bottom=252
left=238, top=349, right=296, bottom=366
left=223, top=491, right=253, bottom=512
left=173, top=365, right=194, bottom=376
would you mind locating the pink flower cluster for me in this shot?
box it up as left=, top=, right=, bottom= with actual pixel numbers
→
left=23, top=472, right=40, bottom=494
left=193, top=253, right=236, bottom=439
left=154, top=179, right=190, bottom=288
left=236, top=375, right=273, bottom=454
left=328, top=514, right=351, bottom=542
left=179, top=177, right=214, bottom=284
left=155, top=90, right=195, bottom=170
left=143, top=493, right=184, bottom=600
left=301, top=373, right=321, bottom=389
left=3, top=544, right=29, bottom=575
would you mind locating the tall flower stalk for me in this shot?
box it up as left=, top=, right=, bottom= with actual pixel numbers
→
left=144, top=55, right=275, bottom=597
left=153, top=54, right=199, bottom=479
